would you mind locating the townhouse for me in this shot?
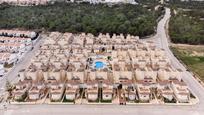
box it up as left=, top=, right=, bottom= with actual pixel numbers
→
left=11, top=32, right=193, bottom=104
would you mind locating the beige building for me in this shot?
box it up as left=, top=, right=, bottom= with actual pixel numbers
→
left=28, top=82, right=46, bottom=100
left=13, top=80, right=31, bottom=100
left=11, top=32, right=193, bottom=104
left=136, top=81, right=151, bottom=102
left=171, top=80, right=190, bottom=103
left=157, top=81, right=174, bottom=101
left=49, top=82, right=65, bottom=101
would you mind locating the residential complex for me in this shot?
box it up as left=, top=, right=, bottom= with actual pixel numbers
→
left=73, top=0, right=136, bottom=4
left=0, top=0, right=137, bottom=5
left=0, top=30, right=38, bottom=77
left=0, top=0, right=53, bottom=5
left=10, top=32, right=195, bottom=104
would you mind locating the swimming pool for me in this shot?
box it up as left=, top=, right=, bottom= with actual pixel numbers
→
left=95, top=61, right=105, bottom=69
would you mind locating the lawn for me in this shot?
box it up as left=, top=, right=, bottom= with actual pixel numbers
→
left=171, top=45, right=204, bottom=81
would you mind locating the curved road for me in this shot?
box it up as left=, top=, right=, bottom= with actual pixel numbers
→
left=155, top=7, right=204, bottom=109
left=1, top=8, right=204, bottom=115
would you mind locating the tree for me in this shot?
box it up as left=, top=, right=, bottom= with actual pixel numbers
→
left=0, top=2, right=162, bottom=37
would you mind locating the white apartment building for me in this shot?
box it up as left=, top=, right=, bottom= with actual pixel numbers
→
left=0, top=30, right=37, bottom=77
left=0, top=0, right=53, bottom=5
left=0, top=0, right=137, bottom=5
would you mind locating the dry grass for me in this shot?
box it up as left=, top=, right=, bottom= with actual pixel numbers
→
left=171, top=44, right=204, bottom=81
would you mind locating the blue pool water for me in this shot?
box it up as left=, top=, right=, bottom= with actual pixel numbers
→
left=95, top=61, right=105, bottom=69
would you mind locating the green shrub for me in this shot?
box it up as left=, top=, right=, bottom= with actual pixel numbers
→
left=0, top=3, right=163, bottom=37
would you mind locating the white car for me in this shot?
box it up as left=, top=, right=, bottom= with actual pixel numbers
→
left=0, top=64, right=4, bottom=77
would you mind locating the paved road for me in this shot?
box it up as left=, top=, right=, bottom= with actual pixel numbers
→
left=1, top=8, right=204, bottom=115
left=154, top=7, right=204, bottom=110
left=1, top=104, right=204, bottom=115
